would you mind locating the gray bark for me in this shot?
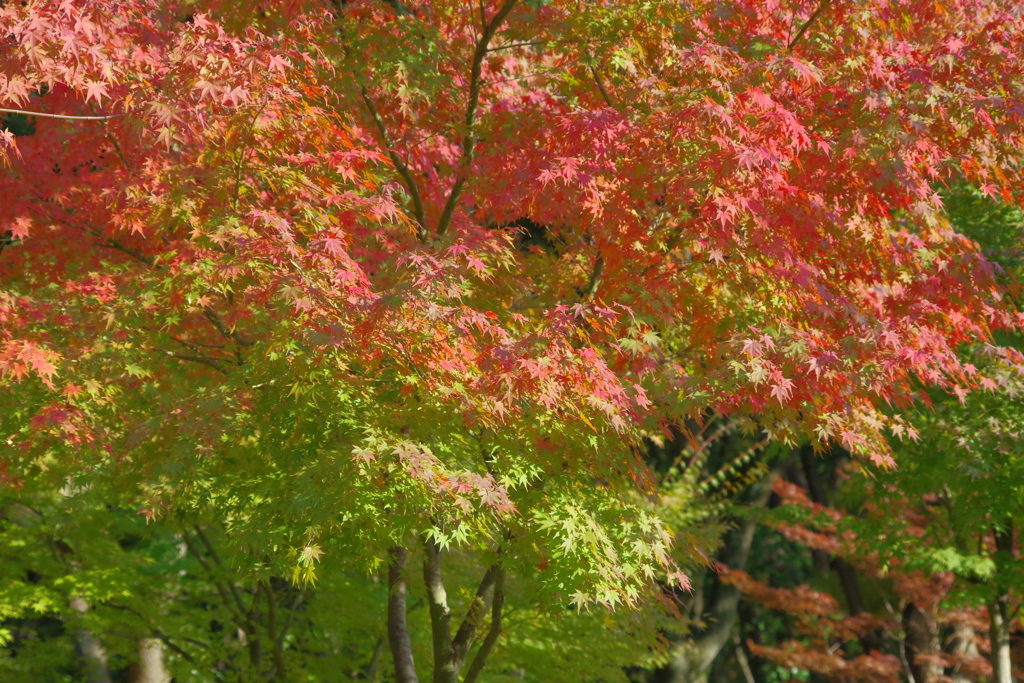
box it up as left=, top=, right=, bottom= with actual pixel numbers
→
left=136, top=638, right=171, bottom=683
left=989, top=591, right=1012, bottom=683
left=903, top=602, right=941, bottom=683
left=388, top=545, right=419, bottom=683
left=946, top=623, right=979, bottom=683
left=461, top=564, right=504, bottom=683
left=990, top=523, right=1014, bottom=683
left=69, top=596, right=112, bottom=683
left=422, top=537, right=504, bottom=683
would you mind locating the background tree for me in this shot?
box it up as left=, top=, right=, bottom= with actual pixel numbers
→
left=658, top=187, right=1024, bottom=683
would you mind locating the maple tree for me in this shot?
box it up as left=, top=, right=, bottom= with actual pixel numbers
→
left=2, top=0, right=1024, bottom=680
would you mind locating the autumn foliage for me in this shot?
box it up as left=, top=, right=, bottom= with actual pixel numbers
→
left=721, top=471, right=1024, bottom=683
left=1, top=0, right=1024, bottom=680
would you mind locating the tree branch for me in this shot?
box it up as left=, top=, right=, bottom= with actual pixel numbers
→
left=450, top=563, right=500, bottom=663
left=93, top=239, right=156, bottom=266
left=181, top=531, right=251, bottom=632
left=105, top=603, right=201, bottom=664
left=360, top=86, right=428, bottom=239
left=665, top=457, right=785, bottom=680
left=590, top=65, right=616, bottom=108
left=388, top=545, right=420, bottom=683
left=202, top=306, right=254, bottom=350
left=733, top=631, right=757, bottom=683
left=582, top=254, right=604, bottom=300
left=168, top=334, right=225, bottom=350
left=192, top=527, right=253, bottom=627
left=787, top=0, right=830, bottom=51
left=364, top=635, right=386, bottom=683
left=434, top=0, right=519, bottom=238
left=262, top=581, right=286, bottom=682
left=28, top=206, right=156, bottom=268
left=276, top=584, right=306, bottom=658
left=799, top=447, right=884, bottom=653
left=461, top=564, right=505, bottom=683
left=165, top=351, right=229, bottom=375
left=233, top=99, right=270, bottom=211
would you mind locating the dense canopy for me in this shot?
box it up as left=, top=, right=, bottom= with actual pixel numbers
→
left=1, top=1, right=1024, bottom=682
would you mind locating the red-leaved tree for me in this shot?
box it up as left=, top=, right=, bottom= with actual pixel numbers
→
left=1, top=0, right=1023, bottom=680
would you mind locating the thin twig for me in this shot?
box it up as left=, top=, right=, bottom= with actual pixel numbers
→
left=485, top=40, right=547, bottom=53
left=233, top=99, right=271, bottom=211
left=33, top=207, right=156, bottom=267
left=202, top=306, right=254, bottom=350
left=168, top=334, right=226, bottom=350
left=165, top=351, right=229, bottom=375
left=0, top=107, right=125, bottom=121
left=93, top=239, right=156, bottom=266
left=106, top=603, right=202, bottom=662
left=734, top=631, right=756, bottom=683
left=276, top=584, right=307, bottom=654
left=181, top=531, right=251, bottom=630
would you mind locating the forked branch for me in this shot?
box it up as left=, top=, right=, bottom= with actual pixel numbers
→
left=360, top=86, right=429, bottom=240
left=181, top=529, right=252, bottom=633
left=435, top=0, right=519, bottom=238
left=422, top=536, right=505, bottom=683
left=450, top=562, right=501, bottom=664
left=192, top=526, right=253, bottom=624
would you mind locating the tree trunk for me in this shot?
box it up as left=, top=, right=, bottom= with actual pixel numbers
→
left=989, top=522, right=1014, bottom=683
left=946, top=624, right=979, bottom=683
left=69, top=596, right=112, bottom=683
left=661, top=644, right=712, bottom=683
left=136, top=638, right=170, bottom=683
left=388, top=545, right=419, bottom=683
left=989, top=590, right=1013, bottom=683
left=903, top=602, right=941, bottom=683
